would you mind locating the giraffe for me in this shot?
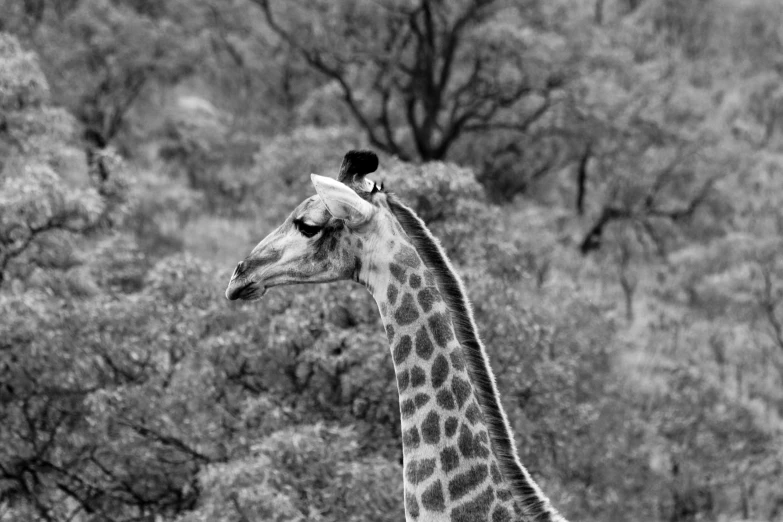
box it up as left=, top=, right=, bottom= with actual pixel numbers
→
left=225, top=150, right=568, bottom=522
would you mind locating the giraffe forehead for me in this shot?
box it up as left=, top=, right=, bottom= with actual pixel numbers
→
left=294, top=196, right=331, bottom=223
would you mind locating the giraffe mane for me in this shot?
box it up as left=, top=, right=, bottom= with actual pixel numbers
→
left=386, top=193, right=561, bottom=522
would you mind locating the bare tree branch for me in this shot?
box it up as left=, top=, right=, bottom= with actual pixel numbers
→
left=580, top=205, right=631, bottom=254
left=117, top=420, right=213, bottom=463
left=0, top=215, right=86, bottom=285
left=758, top=264, right=783, bottom=352
left=576, top=142, right=592, bottom=215
left=253, top=0, right=551, bottom=161
left=647, top=179, right=714, bottom=222
left=579, top=143, right=714, bottom=256
left=230, top=492, right=252, bottom=522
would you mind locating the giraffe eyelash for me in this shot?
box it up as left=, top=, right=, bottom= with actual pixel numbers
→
left=294, top=219, right=323, bottom=238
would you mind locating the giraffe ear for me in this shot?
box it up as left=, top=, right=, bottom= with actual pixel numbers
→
left=311, top=174, right=374, bottom=227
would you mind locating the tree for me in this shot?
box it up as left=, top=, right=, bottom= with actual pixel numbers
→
left=557, top=20, right=731, bottom=259
left=254, top=0, right=564, bottom=163
left=0, top=32, right=126, bottom=286
left=30, top=0, right=195, bottom=149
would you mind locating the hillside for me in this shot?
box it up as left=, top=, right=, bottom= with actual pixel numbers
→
left=1, top=1, right=782, bottom=521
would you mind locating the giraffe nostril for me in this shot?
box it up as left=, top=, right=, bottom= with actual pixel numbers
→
left=233, top=261, right=246, bottom=279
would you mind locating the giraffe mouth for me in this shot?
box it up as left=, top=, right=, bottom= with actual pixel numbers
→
left=225, top=280, right=267, bottom=301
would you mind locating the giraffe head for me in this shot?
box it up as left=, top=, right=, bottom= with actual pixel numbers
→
left=225, top=150, right=389, bottom=301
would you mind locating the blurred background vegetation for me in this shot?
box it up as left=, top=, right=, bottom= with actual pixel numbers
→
left=1, top=0, right=782, bottom=520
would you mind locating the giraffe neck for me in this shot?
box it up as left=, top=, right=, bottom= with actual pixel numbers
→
left=361, top=237, right=520, bottom=522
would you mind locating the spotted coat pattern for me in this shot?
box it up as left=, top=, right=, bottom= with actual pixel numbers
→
left=362, top=242, right=520, bottom=521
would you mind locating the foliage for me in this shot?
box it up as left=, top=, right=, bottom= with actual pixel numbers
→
left=29, top=0, right=197, bottom=147
left=257, top=0, right=567, bottom=166
left=0, top=32, right=127, bottom=286
left=2, top=3, right=783, bottom=522
left=180, top=425, right=402, bottom=522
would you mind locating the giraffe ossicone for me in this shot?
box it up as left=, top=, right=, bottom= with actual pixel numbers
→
left=225, top=150, right=568, bottom=522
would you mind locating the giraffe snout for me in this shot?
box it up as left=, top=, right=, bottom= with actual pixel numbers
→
left=225, top=244, right=282, bottom=301
left=225, top=259, right=270, bottom=301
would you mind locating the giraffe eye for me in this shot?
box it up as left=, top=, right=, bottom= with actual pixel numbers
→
left=294, top=219, right=323, bottom=238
